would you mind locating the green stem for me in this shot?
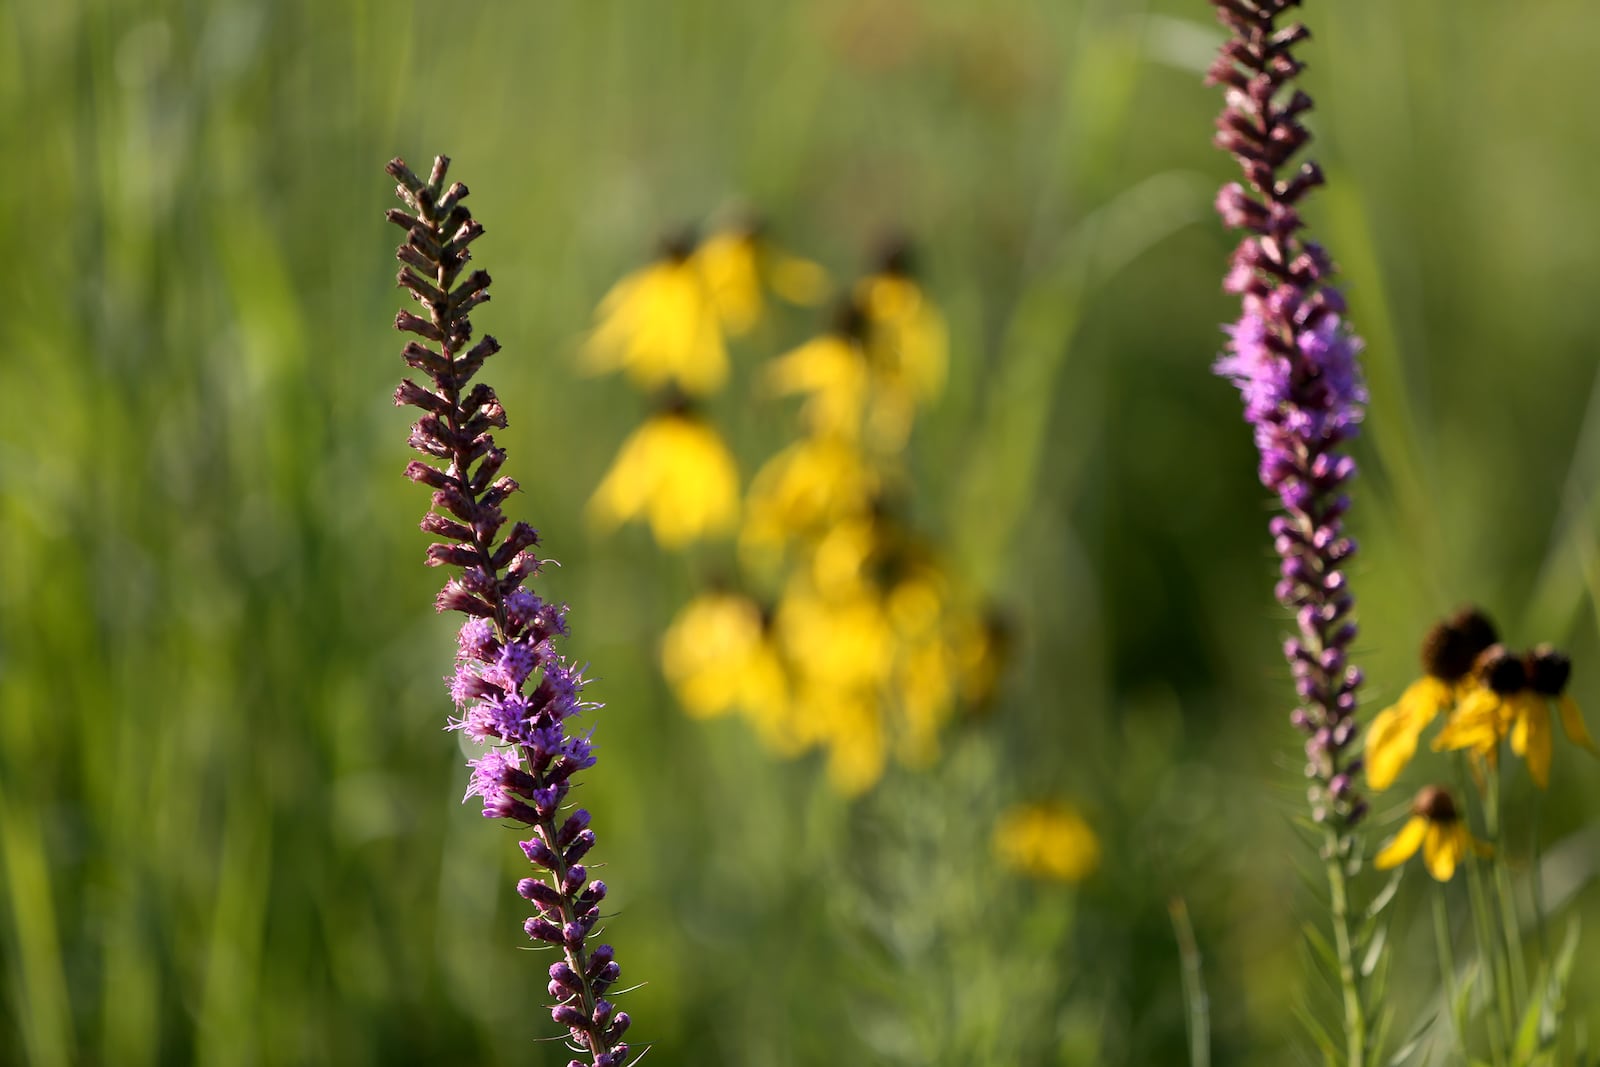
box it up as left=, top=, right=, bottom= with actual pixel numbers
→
left=1324, top=832, right=1367, bottom=1067
left=1531, top=786, right=1551, bottom=965
left=1456, top=760, right=1510, bottom=1066
left=1168, top=897, right=1211, bottom=1067
left=1465, top=841, right=1512, bottom=1066
left=1485, top=770, right=1530, bottom=1015
left=1431, top=890, right=1467, bottom=1062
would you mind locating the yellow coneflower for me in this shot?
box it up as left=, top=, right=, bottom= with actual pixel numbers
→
left=856, top=247, right=948, bottom=452
left=994, top=802, right=1101, bottom=884
left=1365, top=608, right=1498, bottom=790
left=581, top=234, right=729, bottom=397
left=694, top=226, right=831, bottom=336
left=659, top=592, right=792, bottom=749
left=1432, top=644, right=1531, bottom=776
left=1374, top=785, right=1489, bottom=882
left=739, top=436, right=879, bottom=562
left=763, top=306, right=871, bottom=442
left=588, top=408, right=740, bottom=548
left=1510, top=645, right=1597, bottom=788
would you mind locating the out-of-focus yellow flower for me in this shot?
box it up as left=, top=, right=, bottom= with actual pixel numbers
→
left=740, top=437, right=878, bottom=559
left=764, top=316, right=870, bottom=442
left=581, top=242, right=728, bottom=396
left=588, top=410, right=740, bottom=548
left=660, top=592, right=793, bottom=748
left=799, top=685, right=886, bottom=797
left=1374, top=785, right=1489, bottom=882
left=1365, top=608, right=1499, bottom=790
left=694, top=229, right=831, bottom=336
left=1513, top=645, right=1597, bottom=788
left=953, top=610, right=1010, bottom=711
left=775, top=579, right=894, bottom=694
left=1433, top=644, right=1529, bottom=776
left=856, top=263, right=947, bottom=452
left=894, top=635, right=956, bottom=765
left=994, top=802, right=1100, bottom=884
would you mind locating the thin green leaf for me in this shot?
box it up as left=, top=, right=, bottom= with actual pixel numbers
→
left=1292, top=1001, right=1340, bottom=1064
left=1303, top=920, right=1340, bottom=977
left=1367, top=868, right=1406, bottom=920
left=1361, top=921, right=1388, bottom=978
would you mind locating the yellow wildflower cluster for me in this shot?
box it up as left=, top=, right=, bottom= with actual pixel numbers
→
left=583, top=226, right=828, bottom=547
left=1364, top=607, right=1596, bottom=791
left=660, top=246, right=1003, bottom=796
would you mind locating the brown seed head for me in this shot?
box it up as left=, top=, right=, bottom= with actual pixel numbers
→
left=1421, top=607, right=1499, bottom=682
left=1474, top=644, right=1527, bottom=696
left=1525, top=645, right=1572, bottom=698
left=1412, top=785, right=1459, bottom=824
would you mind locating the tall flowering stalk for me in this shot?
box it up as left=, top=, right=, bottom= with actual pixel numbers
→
left=1205, top=3, right=1371, bottom=1061
left=385, top=156, right=631, bottom=1067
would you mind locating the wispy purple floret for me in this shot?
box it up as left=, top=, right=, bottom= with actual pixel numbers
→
left=385, top=155, right=631, bottom=1064
left=1206, top=3, right=1368, bottom=831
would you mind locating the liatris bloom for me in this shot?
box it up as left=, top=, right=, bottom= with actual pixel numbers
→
left=384, top=156, right=631, bottom=1066
left=1207, top=1, right=1369, bottom=831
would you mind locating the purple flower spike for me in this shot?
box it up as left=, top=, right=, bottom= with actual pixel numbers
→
left=1206, top=4, right=1368, bottom=832
left=385, top=155, right=630, bottom=1064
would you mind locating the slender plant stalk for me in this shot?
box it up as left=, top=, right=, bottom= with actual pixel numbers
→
left=1484, top=771, right=1530, bottom=1012
left=1431, top=891, right=1466, bottom=1062
left=1168, top=896, right=1212, bottom=1067
left=1205, top=4, right=1376, bottom=1059
left=384, top=155, right=633, bottom=1067
left=1323, top=837, right=1366, bottom=1067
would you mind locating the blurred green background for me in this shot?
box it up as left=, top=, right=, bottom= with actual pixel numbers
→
left=5, top=0, right=1600, bottom=1063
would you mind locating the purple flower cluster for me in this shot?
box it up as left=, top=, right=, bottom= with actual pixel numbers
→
left=386, top=156, right=631, bottom=1065
left=1206, top=2, right=1368, bottom=829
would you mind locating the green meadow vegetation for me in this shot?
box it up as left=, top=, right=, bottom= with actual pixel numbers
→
left=4, top=1, right=1600, bottom=1064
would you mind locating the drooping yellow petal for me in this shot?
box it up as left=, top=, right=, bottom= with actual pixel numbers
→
left=740, top=437, right=878, bottom=556
left=588, top=414, right=740, bottom=548
left=582, top=259, right=728, bottom=395
left=1421, top=822, right=1464, bottom=882
left=661, top=593, right=764, bottom=719
left=693, top=232, right=764, bottom=337
left=766, top=251, right=831, bottom=305
left=765, top=334, right=869, bottom=441
left=1396, top=675, right=1454, bottom=729
left=1365, top=704, right=1422, bottom=791
left=1373, top=815, right=1426, bottom=870
left=1558, top=694, right=1600, bottom=755
left=819, top=689, right=887, bottom=796
left=856, top=273, right=948, bottom=453
left=1510, top=695, right=1552, bottom=789
left=1432, top=686, right=1505, bottom=760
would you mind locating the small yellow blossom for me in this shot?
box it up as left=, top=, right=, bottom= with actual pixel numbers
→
left=856, top=266, right=947, bottom=452
left=994, top=802, right=1101, bottom=884
left=1373, top=785, right=1489, bottom=882
left=588, top=411, right=740, bottom=548
left=694, top=228, right=831, bottom=335
left=740, top=437, right=879, bottom=561
left=581, top=242, right=729, bottom=396
left=1365, top=608, right=1499, bottom=790
left=1513, top=645, right=1598, bottom=788
left=1433, top=644, right=1534, bottom=779
left=764, top=323, right=871, bottom=442
left=660, top=593, right=793, bottom=750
